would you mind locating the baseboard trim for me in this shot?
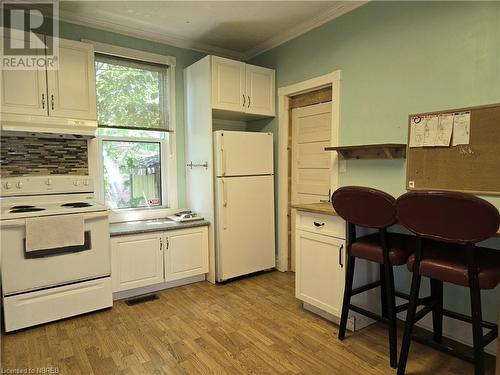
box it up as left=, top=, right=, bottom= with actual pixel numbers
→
left=112, top=274, right=206, bottom=301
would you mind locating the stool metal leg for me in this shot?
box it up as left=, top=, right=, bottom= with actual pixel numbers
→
left=430, top=279, right=444, bottom=343
left=380, top=264, right=388, bottom=318
left=339, top=253, right=356, bottom=340
left=468, top=251, right=484, bottom=375
left=383, top=260, right=398, bottom=368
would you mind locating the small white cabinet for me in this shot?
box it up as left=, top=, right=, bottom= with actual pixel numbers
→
left=211, top=56, right=275, bottom=118
left=295, top=211, right=346, bottom=317
left=1, top=35, right=97, bottom=123
left=111, top=226, right=209, bottom=293
left=165, top=227, right=209, bottom=282
left=111, top=232, right=164, bottom=292
left=46, top=38, right=97, bottom=120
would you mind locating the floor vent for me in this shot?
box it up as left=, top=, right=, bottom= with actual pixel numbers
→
left=125, top=294, right=159, bottom=306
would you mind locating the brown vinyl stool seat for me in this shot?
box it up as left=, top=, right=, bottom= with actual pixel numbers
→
left=396, top=190, right=500, bottom=375
left=333, top=186, right=416, bottom=369
left=352, top=233, right=416, bottom=265
left=406, top=244, right=500, bottom=290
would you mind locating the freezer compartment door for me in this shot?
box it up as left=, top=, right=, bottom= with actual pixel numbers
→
left=214, top=130, right=273, bottom=177
left=215, top=175, right=275, bottom=281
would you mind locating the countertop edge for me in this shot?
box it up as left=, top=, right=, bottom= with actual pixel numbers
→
left=110, top=220, right=210, bottom=237
left=291, top=203, right=338, bottom=216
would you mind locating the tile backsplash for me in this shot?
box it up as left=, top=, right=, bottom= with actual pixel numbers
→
left=0, top=136, right=89, bottom=177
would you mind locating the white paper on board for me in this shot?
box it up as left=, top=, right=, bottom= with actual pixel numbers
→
left=435, top=113, right=454, bottom=147
left=452, top=112, right=471, bottom=146
left=409, top=116, right=425, bottom=147
left=423, top=115, right=439, bottom=147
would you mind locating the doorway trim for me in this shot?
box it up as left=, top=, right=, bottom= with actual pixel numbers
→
left=276, top=70, right=342, bottom=271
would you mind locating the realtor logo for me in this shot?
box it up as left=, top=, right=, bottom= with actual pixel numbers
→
left=1, top=0, right=59, bottom=70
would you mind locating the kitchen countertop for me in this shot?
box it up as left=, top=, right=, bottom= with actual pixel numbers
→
left=291, top=202, right=338, bottom=216
left=110, top=218, right=210, bottom=237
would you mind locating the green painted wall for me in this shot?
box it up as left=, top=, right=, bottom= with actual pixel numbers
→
left=46, top=21, right=206, bottom=207
left=249, top=1, right=500, bottom=326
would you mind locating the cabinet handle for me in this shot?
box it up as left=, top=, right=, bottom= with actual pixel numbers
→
left=248, top=95, right=251, bottom=108
left=41, top=93, right=45, bottom=109
left=313, top=221, right=325, bottom=227
left=242, top=94, right=246, bottom=107
left=160, top=238, right=163, bottom=251
left=339, top=244, right=344, bottom=268
left=166, top=238, right=169, bottom=249
left=50, top=94, right=55, bottom=110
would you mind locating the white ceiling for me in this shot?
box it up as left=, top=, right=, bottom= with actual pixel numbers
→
left=58, top=1, right=366, bottom=60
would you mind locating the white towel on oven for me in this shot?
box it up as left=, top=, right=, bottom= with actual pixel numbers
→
left=25, top=215, right=85, bottom=252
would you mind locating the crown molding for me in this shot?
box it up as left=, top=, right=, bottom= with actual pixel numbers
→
left=243, top=1, right=368, bottom=60
left=55, top=8, right=245, bottom=60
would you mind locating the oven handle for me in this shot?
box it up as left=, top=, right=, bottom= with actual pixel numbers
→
left=0, top=211, right=108, bottom=228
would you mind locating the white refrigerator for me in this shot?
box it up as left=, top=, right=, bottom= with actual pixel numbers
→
left=213, top=130, right=276, bottom=282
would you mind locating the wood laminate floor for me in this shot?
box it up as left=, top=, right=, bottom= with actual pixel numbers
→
left=1, top=271, right=495, bottom=374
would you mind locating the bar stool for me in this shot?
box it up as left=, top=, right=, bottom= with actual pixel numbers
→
left=396, top=191, right=500, bottom=375
left=332, top=186, right=417, bottom=368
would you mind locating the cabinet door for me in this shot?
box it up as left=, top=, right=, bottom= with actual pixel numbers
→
left=164, top=227, right=208, bottom=282
left=211, top=56, right=245, bottom=112
left=0, top=34, right=48, bottom=116
left=245, top=64, right=275, bottom=116
left=295, top=229, right=345, bottom=317
left=46, top=38, right=96, bottom=120
left=111, top=233, right=164, bottom=292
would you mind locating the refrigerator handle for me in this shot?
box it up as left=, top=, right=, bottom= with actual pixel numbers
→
left=221, top=147, right=226, bottom=176
left=222, top=179, right=228, bottom=229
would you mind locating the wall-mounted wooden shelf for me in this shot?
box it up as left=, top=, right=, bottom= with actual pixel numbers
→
left=325, top=143, right=406, bottom=159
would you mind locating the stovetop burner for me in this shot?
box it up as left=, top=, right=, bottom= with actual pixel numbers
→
left=61, top=202, right=93, bottom=208
left=10, top=207, right=46, bottom=213
left=11, top=205, right=36, bottom=209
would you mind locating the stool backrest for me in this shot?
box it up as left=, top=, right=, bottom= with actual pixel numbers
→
left=396, top=191, right=500, bottom=245
left=332, top=186, right=397, bottom=228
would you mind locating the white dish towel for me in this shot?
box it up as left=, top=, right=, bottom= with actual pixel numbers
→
left=25, top=215, right=85, bottom=252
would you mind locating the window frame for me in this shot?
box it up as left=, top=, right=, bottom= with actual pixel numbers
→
left=87, top=41, right=178, bottom=223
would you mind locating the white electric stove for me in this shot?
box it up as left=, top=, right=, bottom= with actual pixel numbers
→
left=0, top=175, right=113, bottom=332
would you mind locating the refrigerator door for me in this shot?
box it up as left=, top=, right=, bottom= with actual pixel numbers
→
left=214, top=131, right=273, bottom=177
left=215, top=175, right=275, bottom=281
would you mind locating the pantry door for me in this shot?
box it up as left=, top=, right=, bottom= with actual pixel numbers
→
left=290, top=100, right=332, bottom=271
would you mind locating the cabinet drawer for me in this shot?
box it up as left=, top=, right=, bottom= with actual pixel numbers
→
left=296, top=211, right=345, bottom=239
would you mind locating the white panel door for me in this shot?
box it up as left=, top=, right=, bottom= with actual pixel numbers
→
left=46, top=38, right=96, bottom=120
left=215, top=175, right=275, bottom=281
left=245, top=64, right=275, bottom=116
left=295, top=229, right=345, bottom=317
left=211, top=56, right=245, bottom=112
left=0, top=34, right=48, bottom=116
left=111, top=233, right=164, bottom=292
left=214, top=130, right=273, bottom=177
left=164, top=227, right=209, bottom=282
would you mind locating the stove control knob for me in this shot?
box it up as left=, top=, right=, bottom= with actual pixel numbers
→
left=73, top=180, right=80, bottom=186
left=46, top=178, right=52, bottom=186
left=83, top=179, right=89, bottom=186
left=16, top=182, right=23, bottom=189
left=4, top=182, right=12, bottom=189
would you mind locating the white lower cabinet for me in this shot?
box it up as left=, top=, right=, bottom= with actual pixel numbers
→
left=295, top=229, right=345, bottom=317
left=165, top=227, right=209, bottom=282
left=295, top=212, right=346, bottom=318
left=111, top=226, right=209, bottom=293
left=111, top=232, right=164, bottom=292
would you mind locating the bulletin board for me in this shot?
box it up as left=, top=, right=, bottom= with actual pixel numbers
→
left=406, top=103, right=500, bottom=195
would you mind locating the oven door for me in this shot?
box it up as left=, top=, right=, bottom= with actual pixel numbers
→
left=1, top=211, right=110, bottom=295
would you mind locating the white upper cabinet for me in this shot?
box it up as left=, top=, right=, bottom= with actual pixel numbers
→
left=46, top=38, right=96, bottom=120
left=210, top=56, right=275, bottom=118
left=0, top=35, right=97, bottom=132
left=1, top=34, right=47, bottom=116
left=211, top=56, right=246, bottom=112
left=245, top=64, right=275, bottom=117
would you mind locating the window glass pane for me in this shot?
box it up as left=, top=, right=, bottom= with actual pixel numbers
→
left=97, top=127, right=164, bottom=139
left=103, top=141, right=162, bottom=209
left=95, top=55, right=168, bottom=129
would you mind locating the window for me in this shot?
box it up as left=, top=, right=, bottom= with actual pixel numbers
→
left=95, top=54, right=173, bottom=211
